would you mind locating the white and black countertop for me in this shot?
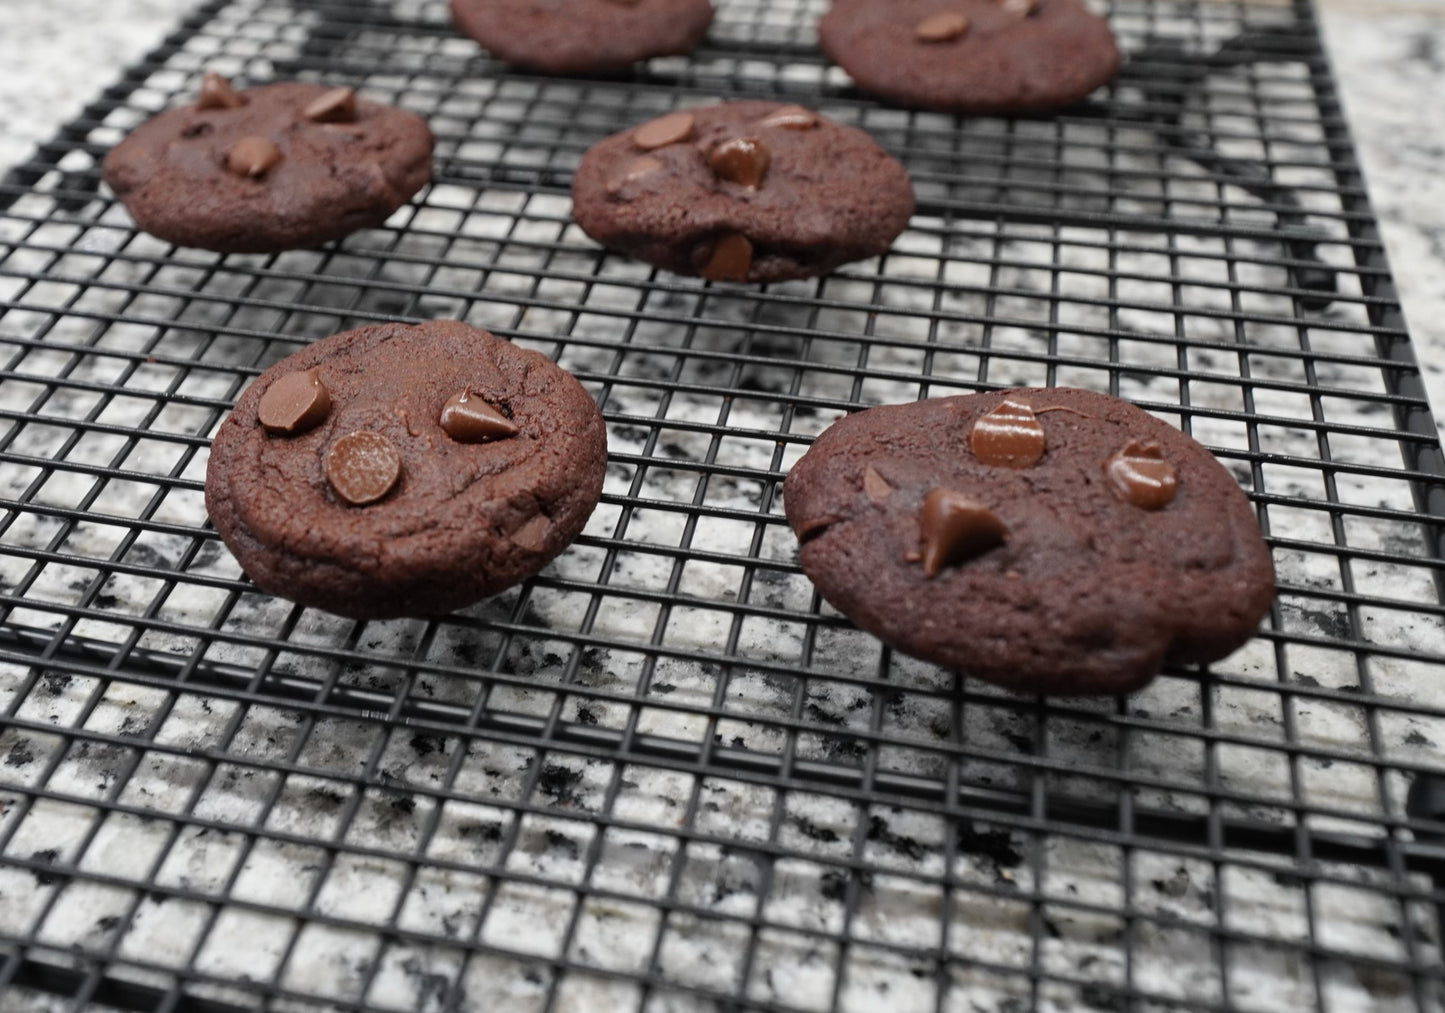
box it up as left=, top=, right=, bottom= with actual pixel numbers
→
left=2, top=2, right=1444, bottom=1012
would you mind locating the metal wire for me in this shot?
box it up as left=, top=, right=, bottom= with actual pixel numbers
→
left=1, top=0, right=1443, bottom=1010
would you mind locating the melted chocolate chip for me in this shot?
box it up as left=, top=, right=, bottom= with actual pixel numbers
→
left=918, top=489, right=1008, bottom=578
left=1000, top=0, right=1039, bottom=15
left=633, top=111, right=695, bottom=151
left=225, top=136, right=283, bottom=178
left=325, top=431, right=401, bottom=506
left=796, top=513, right=841, bottom=543
left=439, top=388, right=519, bottom=443
left=700, top=233, right=753, bottom=282
left=969, top=399, right=1045, bottom=468
left=1105, top=441, right=1177, bottom=510
left=303, top=87, right=357, bottom=123
left=863, top=465, right=892, bottom=501
left=511, top=514, right=551, bottom=551
left=915, top=11, right=970, bottom=42
left=257, top=368, right=330, bottom=436
left=196, top=72, right=246, bottom=111
left=708, top=137, right=770, bottom=189
left=758, top=105, right=819, bottom=130
left=605, top=155, right=664, bottom=195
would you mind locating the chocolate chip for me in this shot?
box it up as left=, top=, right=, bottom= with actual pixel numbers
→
left=699, top=233, right=753, bottom=282
left=758, top=105, right=819, bottom=130
left=1105, top=441, right=1177, bottom=510
left=196, top=72, right=246, bottom=111
left=325, top=431, right=402, bottom=506
left=439, top=388, right=520, bottom=443
left=918, top=489, right=1008, bottom=577
left=708, top=137, right=770, bottom=189
left=225, top=136, right=283, bottom=178
left=180, top=122, right=213, bottom=139
left=605, top=155, right=664, bottom=195
left=796, top=513, right=841, bottom=542
left=1000, top=0, right=1039, bottom=16
left=969, top=398, right=1045, bottom=468
left=257, top=368, right=330, bottom=436
left=915, top=11, right=970, bottom=42
left=632, top=111, right=695, bottom=151
left=510, top=514, right=551, bottom=552
left=863, top=465, right=892, bottom=501
left=303, top=87, right=358, bottom=123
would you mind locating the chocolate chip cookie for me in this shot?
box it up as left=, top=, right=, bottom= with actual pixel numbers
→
left=819, top=0, right=1120, bottom=113
left=206, top=321, right=608, bottom=619
left=449, top=0, right=714, bottom=74
left=783, top=388, right=1274, bottom=695
left=571, top=101, right=915, bottom=283
left=103, top=75, right=434, bottom=253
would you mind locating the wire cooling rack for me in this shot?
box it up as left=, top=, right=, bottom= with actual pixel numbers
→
left=3, top=0, right=1444, bottom=1010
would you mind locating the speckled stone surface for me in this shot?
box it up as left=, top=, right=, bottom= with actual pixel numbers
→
left=3, top=3, right=1445, bottom=1013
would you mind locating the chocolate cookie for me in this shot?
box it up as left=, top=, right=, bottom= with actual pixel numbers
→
left=819, top=0, right=1120, bottom=113
left=571, top=101, right=915, bottom=283
left=783, top=388, right=1275, bottom=695
left=449, top=0, right=714, bottom=74
left=206, top=321, right=607, bottom=619
left=103, top=76, right=434, bottom=253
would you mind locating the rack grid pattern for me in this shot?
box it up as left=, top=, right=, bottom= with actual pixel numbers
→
left=2, top=0, right=1444, bottom=1010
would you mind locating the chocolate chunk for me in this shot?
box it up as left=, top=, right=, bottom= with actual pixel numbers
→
left=633, top=112, right=695, bottom=151
left=700, top=233, right=753, bottom=282
left=439, top=388, right=520, bottom=443
left=302, top=87, right=357, bottom=123
left=606, top=155, right=664, bottom=195
left=863, top=465, right=892, bottom=501
left=758, top=105, right=819, bottom=130
left=1001, top=0, right=1039, bottom=15
left=325, top=430, right=401, bottom=506
left=257, top=368, right=330, bottom=436
left=225, top=136, right=282, bottom=178
left=919, top=489, right=1008, bottom=577
left=795, top=513, right=840, bottom=542
left=708, top=137, right=770, bottom=189
left=1105, top=441, right=1177, bottom=510
left=196, top=72, right=246, bottom=111
left=969, top=398, right=1045, bottom=468
left=510, top=514, right=551, bottom=551
left=915, top=11, right=969, bottom=42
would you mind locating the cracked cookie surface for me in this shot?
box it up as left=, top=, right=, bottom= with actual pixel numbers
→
left=103, top=79, right=433, bottom=252
left=206, top=321, right=607, bottom=618
left=783, top=388, right=1274, bottom=695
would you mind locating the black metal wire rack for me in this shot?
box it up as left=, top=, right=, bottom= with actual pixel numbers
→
left=2, top=0, right=1444, bottom=1010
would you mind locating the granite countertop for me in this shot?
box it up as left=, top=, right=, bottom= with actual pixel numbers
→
left=3, top=2, right=1445, bottom=1012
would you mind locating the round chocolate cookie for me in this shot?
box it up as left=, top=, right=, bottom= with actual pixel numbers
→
left=449, top=0, right=714, bottom=74
left=206, top=321, right=608, bottom=619
left=571, top=101, right=915, bottom=283
left=783, top=388, right=1275, bottom=695
left=819, top=0, right=1120, bottom=113
left=103, top=76, right=434, bottom=253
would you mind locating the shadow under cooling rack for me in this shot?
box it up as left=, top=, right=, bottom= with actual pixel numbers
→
left=2, top=0, right=1445, bottom=1011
